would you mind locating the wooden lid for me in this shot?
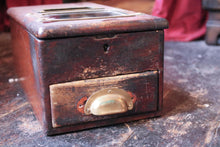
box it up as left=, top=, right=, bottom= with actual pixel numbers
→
left=7, top=2, right=168, bottom=39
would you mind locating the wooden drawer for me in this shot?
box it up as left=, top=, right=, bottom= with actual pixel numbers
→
left=50, top=71, right=159, bottom=128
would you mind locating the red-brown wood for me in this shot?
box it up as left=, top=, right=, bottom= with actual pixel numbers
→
left=7, top=2, right=168, bottom=39
left=10, top=19, right=46, bottom=127
left=50, top=71, right=159, bottom=128
left=8, top=2, right=168, bottom=135
left=39, top=31, right=163, bottom=83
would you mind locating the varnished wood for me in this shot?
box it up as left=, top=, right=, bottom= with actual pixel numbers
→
left=7, top=2, right=168, bottom=39
left=50, top=71, right=159, bottom=128
left=2, top=33, right=220, bottom=146
left=8, top=2, right=167, bottom=135
left=10, top=20, right=45, bottom=127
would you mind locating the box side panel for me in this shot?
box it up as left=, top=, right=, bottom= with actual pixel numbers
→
left=10, top=19, right=46, bottom=129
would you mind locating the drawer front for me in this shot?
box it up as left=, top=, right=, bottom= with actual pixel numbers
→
left=50, top=71, right=159, bottom=128
left=39, top=31, right=163, bottom=84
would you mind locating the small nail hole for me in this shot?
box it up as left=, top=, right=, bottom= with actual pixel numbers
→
left=103, top=44, right=110, bottom=53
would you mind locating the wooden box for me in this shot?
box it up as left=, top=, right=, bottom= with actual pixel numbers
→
left=7, top=2, right=168, bottom=135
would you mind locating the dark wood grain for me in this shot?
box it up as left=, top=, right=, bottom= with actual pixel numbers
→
left=1, top=33, right=220, bottom=146
left=10, top=20, right=46, bottom=128
left=40, top=31, right=163, bottom=83
left=10, top=27, right=164, bottom=135
left=8, top=3, right=166, bottom=135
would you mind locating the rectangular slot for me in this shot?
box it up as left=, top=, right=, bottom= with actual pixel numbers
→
left=40, top=7, right=93, bottom=13
left=47, top=11, right=126, bottom=20
left=38, top=7, right=138, bottom=22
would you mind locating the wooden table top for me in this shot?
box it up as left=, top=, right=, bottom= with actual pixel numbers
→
left=0, top=32, right=220, bottom=146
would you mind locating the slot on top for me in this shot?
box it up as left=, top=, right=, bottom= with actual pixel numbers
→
left=38, top=7, right=135, bottom=22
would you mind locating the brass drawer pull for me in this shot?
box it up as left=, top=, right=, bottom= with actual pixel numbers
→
left=84, top=88, right=133, bottom=116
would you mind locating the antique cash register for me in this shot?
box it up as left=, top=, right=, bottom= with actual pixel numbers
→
left=7, top=2, right=168, bottom=135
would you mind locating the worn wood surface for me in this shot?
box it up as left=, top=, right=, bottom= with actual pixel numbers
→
left=10, top=18, right=165, bottom=134
left=10, top=19, right=45, bottom=128
left=1, top=32, right=220, bottom=146
left=39, top=31, right=164, bottom=84
left=50, top=71, right=159, bottom=128
left=7, top=2, right=167, bottom=39
left=8, top=2, right=167, bottom=135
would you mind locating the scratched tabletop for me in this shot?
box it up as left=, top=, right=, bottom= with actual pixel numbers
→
left=1, top=32, right=220, bottom=147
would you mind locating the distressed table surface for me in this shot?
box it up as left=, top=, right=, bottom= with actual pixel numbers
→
left=1, top=32, right=220, bottom=147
